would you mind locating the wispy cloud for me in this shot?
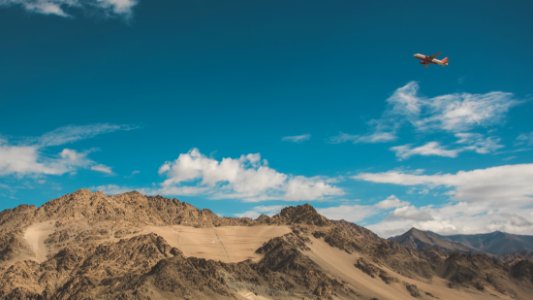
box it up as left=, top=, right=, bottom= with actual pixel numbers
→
left=0, top=0, right=138, bottom=18
left=391, top=142, right=459, bottom=160
left=235, top=205, right=286, bottom=219
left=328, top=131, right=396, bottom=144
left=282, top=134, right=311, bottom=143
left=516, top=132, right=533, bottom=147
left=36, top=124, right=136, bottom=147
left=387, top=81, right=518, bottom=132
left=389, top=133, right=503, bottom=160
left=0, top=124, right=131, bottom=177
left=332, top=82, right=519, bottom=145
left=90, top=164, right=113, bottom=175
left=454, top=132, right=503, bottom=154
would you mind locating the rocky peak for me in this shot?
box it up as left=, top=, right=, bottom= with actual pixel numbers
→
left=271, top=204, right=331, bottom=226
left=390, top=228, right=472, bottom=253
left=32, top=190, right=222, bottom=227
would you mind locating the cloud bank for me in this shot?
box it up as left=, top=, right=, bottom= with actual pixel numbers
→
left=345, top=164, right=533, bottom=236
left=355, top=164, right=533, bottom=204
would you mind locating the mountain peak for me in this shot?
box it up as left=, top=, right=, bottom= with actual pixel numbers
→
left=390, top=227, right=471, bottom=253
left=34, top=190, right=229, bottom=227
left=406, top=227, right=423, bottom=234
left=272, top=204, right=331, bottom=226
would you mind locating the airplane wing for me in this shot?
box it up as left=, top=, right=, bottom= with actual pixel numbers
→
left=429, top=52, right=441, bottom=59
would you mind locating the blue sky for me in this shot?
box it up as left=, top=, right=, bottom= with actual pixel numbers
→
left=1, top=0, right=533, bottom=236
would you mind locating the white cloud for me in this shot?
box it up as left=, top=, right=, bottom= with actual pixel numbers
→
left=283, top=176, right=342, bottom=201
left=391, top=142, right=459, bottom=160
left=316, top=195, right=407, bottom=223
left=158, top=148, right=344, bottom=202
left=36, top=123, right=135, bottom=147
left=367, top=200, right=533, bottom=237
left=0, top=124, right=128, bottom=177
left=318, top=204, right=379, bottom=223
left=0, top=0, right=138, bottom=17
left=0, top=144, right=57, bottom=175
left=92, top=184, right=148, bottom=195
left=390, top=133, right=504, bottom=160
left=313, top=192, right=533, bottom=237
left=355, top=164, right=533, bottom=205
left=282, top=134, right=311, bottom=143
left=90, top=164, right=113, bottom=174
left=516, top=132, right=533, bottom=147
left=390, top=132, right=503, bottom=160
left=375, top=195, right=409, bottom=209
left=455, top=132, right=503, bottom=154
left=0, top=146, right=107, bottom=176
left=389, top=82, right=518, bottom=132
left=235, top=205, right=285, bottom=219
left=92, top=184, right=209, bottom=198
left=336, top=82, right=518, bottom=145
left=329, top=131, right=397, bottom=144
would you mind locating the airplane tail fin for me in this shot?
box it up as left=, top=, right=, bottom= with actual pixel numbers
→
left=441, top=57, right=449, bottom=65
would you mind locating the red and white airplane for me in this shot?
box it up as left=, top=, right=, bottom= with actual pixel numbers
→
left=414, top=52, right=448, bottom=67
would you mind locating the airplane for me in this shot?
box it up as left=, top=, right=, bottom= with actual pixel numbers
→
left=413, top=52, right=449, bottom=67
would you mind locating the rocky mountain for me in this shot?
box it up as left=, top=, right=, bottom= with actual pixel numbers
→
left=0, top=190, right=532, bottom=299
left=391, top=228, right=533, bottom=256
left=389, top=228, right=472, bottom=253
left=446, top=231, right=533, bottom=256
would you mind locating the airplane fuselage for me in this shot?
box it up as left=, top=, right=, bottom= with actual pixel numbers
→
left=414, top=53, right=448, bottom=66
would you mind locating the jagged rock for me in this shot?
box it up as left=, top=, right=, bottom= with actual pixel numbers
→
left=404, top=283, right=420, bottom=297
left=355, top=258, right=380, bottom=278
left=270, top=204, right=331, bottom=226
left=510, top=260, right=533, bottom=283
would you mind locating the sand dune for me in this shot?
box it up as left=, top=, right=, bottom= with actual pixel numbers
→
left=144, top=225, right=291, bottom=263
left=23, top=221, right=55, bottom=263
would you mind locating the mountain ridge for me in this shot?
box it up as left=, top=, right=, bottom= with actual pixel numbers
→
left=0, top=190, right=532, bottom=299
left=390, top=227, right=533, bottom=256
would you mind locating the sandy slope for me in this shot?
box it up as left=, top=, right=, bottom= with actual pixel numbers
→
left=23, top=221, right=55, bottom=263
left=237, top=291, right=272, bottom=300
left=144, top=225, right=291, bottom=263
left=305, top=237, right=508, bottom=300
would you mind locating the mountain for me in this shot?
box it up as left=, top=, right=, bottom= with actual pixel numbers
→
left=0, top=190, right=532, bottom=299
left=389, top=228, right=472, bottom=253
left=391, top=228, right=533, bottom=256
left=446, top=231, right=533, bottom=256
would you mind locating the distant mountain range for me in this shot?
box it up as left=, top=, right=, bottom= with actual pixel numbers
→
left=390, top=227, right=533, bottom=256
